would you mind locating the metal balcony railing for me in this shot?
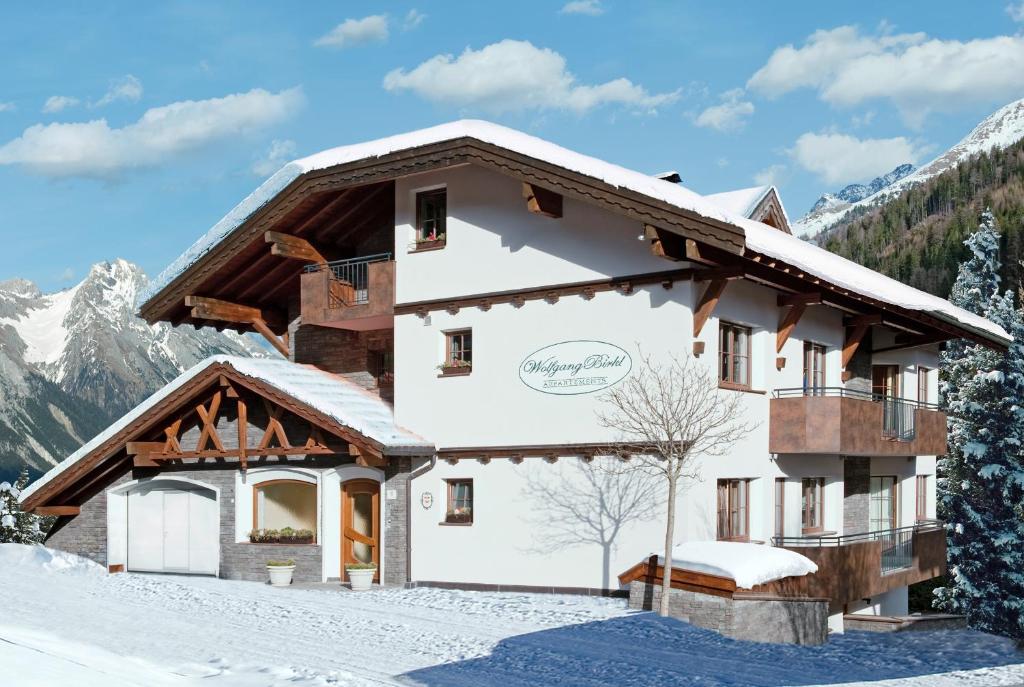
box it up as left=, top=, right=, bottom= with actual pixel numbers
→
left=772, top=521, right=942, bottom=574
left=773, top=387, right=939, bottom=442
left=305, top=253, right=392, bottom=308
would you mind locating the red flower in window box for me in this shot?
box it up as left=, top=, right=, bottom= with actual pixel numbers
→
left=414, top=231, right=446, bottom=251
left=438, top=358, right=472, bottom=376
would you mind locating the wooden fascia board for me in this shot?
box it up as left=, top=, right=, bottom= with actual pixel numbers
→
left=138, top=137, right=746, bottom=326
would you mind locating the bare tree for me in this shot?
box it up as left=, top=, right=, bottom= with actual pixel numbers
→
left=596, top=351, right=757, bottom=617
left=521, top=456, right=661, bottom=588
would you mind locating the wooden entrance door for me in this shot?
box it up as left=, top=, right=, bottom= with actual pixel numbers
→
left=341, top=479, right=380, bottom=582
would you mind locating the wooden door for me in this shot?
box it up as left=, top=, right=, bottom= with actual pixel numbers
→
left=341, top=479, right=380, bottom=582
left=872, top=365, right=900, bottom=399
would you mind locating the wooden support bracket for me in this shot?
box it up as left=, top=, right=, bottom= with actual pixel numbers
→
left=522, top=182, right=563, bottom=218
left=34, top=505, right=80, bottom=516
left=185, top=295, right=289, bottom=357
left=693, top=279, right=728, bottom=338
left=264, top=231, right=328, bottom=264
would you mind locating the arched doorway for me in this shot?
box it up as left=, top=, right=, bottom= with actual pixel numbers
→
left=341, top=479, right=380, bottom=582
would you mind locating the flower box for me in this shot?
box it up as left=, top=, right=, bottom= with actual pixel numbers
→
left=445, top=511, right=473, bottom=524
left=413, top=235, right=446, bottom=252
left=439, top=365, right=472, bottom=377
left=249, top=527, right=316, bottom=545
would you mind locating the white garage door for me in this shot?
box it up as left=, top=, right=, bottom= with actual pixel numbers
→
left=127, top=482, right=218, bottom=575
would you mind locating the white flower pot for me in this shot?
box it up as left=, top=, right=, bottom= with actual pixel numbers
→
left=347, top=568, right=376, bottom=591
left=267, top=565, right=295, bottom=586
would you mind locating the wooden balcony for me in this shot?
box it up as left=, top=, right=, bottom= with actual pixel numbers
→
left=773, top=523, right=946, bottom=611
left=769, top=388, right=947, bottom=456
left=300, top=254, right=395, bottom=331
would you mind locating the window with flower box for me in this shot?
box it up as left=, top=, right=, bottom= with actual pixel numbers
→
left=440, top=329, right=472, bottom=376
left=445, top=479, right=473, bottom=524
left=415, top=189, right=446, bottom=250
left=250, top=479, right=317, bottom=544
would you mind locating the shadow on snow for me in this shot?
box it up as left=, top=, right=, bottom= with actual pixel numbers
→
left=401, top=612, right=1022, bottom=687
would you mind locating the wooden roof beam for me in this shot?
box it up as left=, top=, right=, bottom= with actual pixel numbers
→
left=694, top=266, right=744, bottom=281
left=265, top=231, right=327, bottom=264
left=33, top=505, right=80, bottom=516
left=185, top=296, right=289, bottom=357
left=693, top=278, right=728, bottom=339
left=522, top=182, right=563, bottom=219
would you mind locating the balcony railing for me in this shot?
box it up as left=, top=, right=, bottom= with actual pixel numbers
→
left=773, top=521, right=942, bottom=574
left=305, top=253, right=392, bottom=307
left=769, top=387, right=945, bottom=455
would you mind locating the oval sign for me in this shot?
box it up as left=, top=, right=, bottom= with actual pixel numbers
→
left=519, top=340, right=632, bottom=396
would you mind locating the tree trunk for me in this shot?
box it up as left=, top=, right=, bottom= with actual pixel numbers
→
left=659, top=472, right=677, bottom=617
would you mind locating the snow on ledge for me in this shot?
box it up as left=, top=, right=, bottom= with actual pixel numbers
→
left=659, top=541, right=817, bottom=589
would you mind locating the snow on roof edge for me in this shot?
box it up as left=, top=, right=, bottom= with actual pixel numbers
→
left=660, top=540, right=818, bottom=589
left=138, top=119, right=1010, bottom=345
left=22, top=356, right=431, bottom=504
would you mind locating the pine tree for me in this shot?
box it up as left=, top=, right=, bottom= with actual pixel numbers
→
left=936, top=210, right=1024, bottom=639
left=0, top=469, right=46, bottom=545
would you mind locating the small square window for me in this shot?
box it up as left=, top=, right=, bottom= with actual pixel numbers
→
left=415, top=189, right=447, bottom=246
left=445, top=479, right=473, bottom=524
left=441, top=329, right=472, bottom=375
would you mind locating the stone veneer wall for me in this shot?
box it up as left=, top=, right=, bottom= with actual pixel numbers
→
left=844, top=328, right=873, bottom=394
left=843, top=456, right=871, bottom=534
left=45, top=472, right=130, bottom=567
left=628, top=581, right=828, bottom=646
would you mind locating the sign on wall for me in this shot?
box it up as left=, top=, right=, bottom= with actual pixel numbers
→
left=519, top=340, right=632, bottom=396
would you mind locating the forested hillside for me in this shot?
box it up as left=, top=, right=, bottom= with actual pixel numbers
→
left=820, top=138, right=1024, bottom=298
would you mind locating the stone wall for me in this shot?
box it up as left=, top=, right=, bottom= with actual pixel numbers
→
left=628, top=581, right=828, bottom=646
left=843, top=456, right=870, bottom=534
left=844, top=328, right=873, bottom=393
left=292, top=324, right=393, bottom=392
left=382, top=457, right=415, bottom=585
left=45, top=472, right=131, bottom=567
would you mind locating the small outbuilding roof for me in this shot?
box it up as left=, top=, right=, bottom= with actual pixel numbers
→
left=661, top=541, right=818, bottom=589
left=21, top=356, right=431, bottom=508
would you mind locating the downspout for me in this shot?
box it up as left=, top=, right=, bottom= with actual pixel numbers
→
left=406, top=453, right=437, bottom=586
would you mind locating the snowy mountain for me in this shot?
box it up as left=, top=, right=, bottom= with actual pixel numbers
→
left=0, top=260, right=270, bottom=480
left=795, top=97, right=1024, bottom=238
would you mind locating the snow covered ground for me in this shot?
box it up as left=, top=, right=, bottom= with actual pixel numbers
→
left=1, top=545, right=1022, bottom=687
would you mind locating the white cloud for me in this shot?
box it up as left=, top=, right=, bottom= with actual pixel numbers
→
left=694, top=88, right=754, bottom=132
left=404, top=9, right=426, bottom=30
left=252, top=138, right=297, bottom=176
left=59, top=267, right=75, bottom=282
left=560, top=0, right=605, bottom=16
left=747, top=25, right=1024, bottom=125
left=1008, top=2, right=1024, bottom=21
left=94, top=75, right=143, bottom=107
left=314, top=15, right=389, bottom=48
left=754, top=164, right=786, bottom=186
left=0, top=87, right=304, bottom=179
left=383, top=39, right=678, bottom=115
left=42, top=95, right=79, bottom=113
left=0, top=102, right=14, bottom=113
left=789, top=132, right=923, bottom=185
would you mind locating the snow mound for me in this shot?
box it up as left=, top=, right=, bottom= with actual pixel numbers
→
left=660, top=541, right=817, bottom=589
left=0, top=543, right=105, bottom=576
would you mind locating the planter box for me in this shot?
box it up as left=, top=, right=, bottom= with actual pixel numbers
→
left=347, top=568, right=377, bottom=591
left=439, top=366, right=471, bottom=377
left=445, top=512, right=473, bottom=524
left=267, top=564, right=295, bottom=587
left=250, top=536, right=315, bottom=545
left=413, top=238, right=446, bottom=251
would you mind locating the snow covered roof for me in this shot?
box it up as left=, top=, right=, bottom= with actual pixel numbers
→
left=21, top=356, right=431, bottom=506
left=661, top=541, right=818, bottom=589
left=139, top=119, right=1010, bottom=346
left=705, top=185, right=773, bottom=219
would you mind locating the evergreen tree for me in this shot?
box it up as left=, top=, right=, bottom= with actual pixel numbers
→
left=937, top=210, right=1024, bottom=639
left=0, top=468, right=45, bottom=545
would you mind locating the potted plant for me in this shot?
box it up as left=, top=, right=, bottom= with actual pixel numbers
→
left=414, top=231, right=446, bottom=251
left=437, top=358, right=472, bottom=376
left=266, top=559, right=295, bottom=586
left=346, top=562, right=378, bottom=591
left=445, top=506, right=472, bottom=524
left=249, top=528, right=315, bottom=544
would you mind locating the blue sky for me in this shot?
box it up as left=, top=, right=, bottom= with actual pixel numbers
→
left=1, top=1, right=1023, bottom=292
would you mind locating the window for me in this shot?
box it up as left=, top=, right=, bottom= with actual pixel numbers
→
left=872, top=365, right=900, bottom=400
left=801, top=477, right=825, bottom=534
left=774, top=478, right=785, bottom=540
left=717, top=479, right=750, bottom=541
left=253, top=480, right=317, bottom=542
left=803, top=342, right=826, bottom=393
left=369, top=349, right=394, bottom=387
left=870, top=476, right=898, bottom=531
left=442, top=329, right=472, bottom=373
left=415, top=189, right=447, bottom=244
left=719, top=323, right=751, bottom=389
left=918, top=367, right=930, bottom=404
left=445, top=479, right=473, bottom=524
left=915, top=475, right=929, bottom=522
